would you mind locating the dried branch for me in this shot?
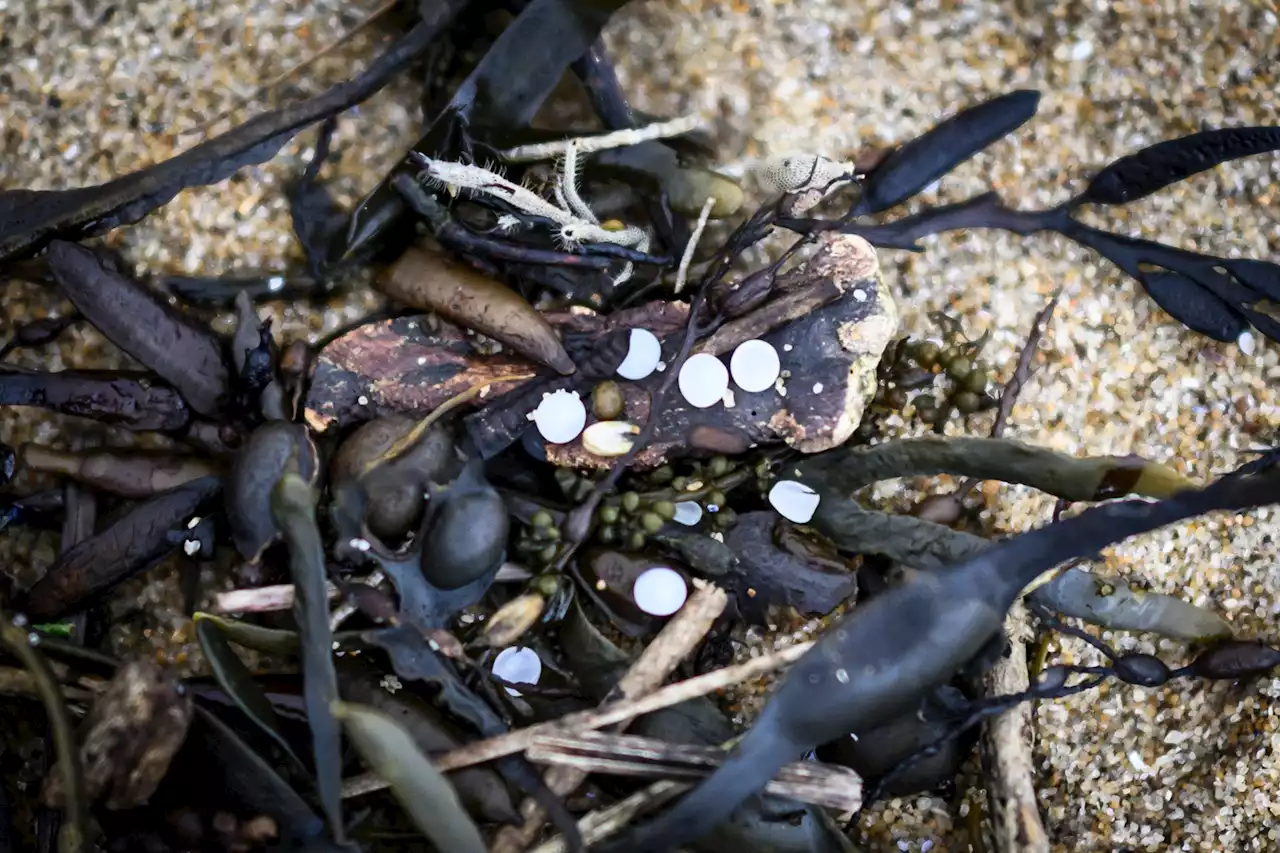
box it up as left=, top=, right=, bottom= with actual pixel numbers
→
left=525, top=730, right=861, bottom=811
left=980, top=601, right=1050, bottom=853
left=528, top=781, right=689, bottom=853
left=487, top=581, right=728, bottom=853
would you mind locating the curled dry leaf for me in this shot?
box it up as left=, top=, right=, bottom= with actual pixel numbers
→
left=479, top=592, right=547, bottom=649
left=377, top=244, right=576, bottom=375
left=333, top=700, right=488, bottom=853
left=43, top=659, right=192, bottom=811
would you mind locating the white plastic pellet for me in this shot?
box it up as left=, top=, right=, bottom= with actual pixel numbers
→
left=493, top=646, right=542, bottom=697
left=632, top=567, right=688, bottom=616
left=768, top=479, right=821, bottom=524
left=616, top=328, right=662, bottom=380
left=672, top=501, right=704, bottom=526
left=678, top=353, right=730, bottom=408
left=730, top=339, right=782, bottom=393
left=532, top=390, right=587, bottom=444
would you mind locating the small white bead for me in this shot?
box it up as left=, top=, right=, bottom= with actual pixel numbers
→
left=673, top=502, right=703, bottom=526
left=617, top=328, right=662, bottom=380
left=633, top=567, right=688, bottom=616
left=730, top=339, right=782, bottom=393
left=533, top=390, right=587, bottom=444
left=768, top=480, right=821, bottom=523
left=493, top=646, right=542, bottom=697
left=678, top=353, right=730, bottom=408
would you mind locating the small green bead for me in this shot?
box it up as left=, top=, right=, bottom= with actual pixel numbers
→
left=707, top=490, right=727, bottom=509
left=533, top=574, right=561, bottom=597
left=516, top=537, right=537, bottom=554
left=708, top=456, right=730, bottom=477
left=599, top=525, right=618, bottom=545
left=953, top=390, right=981, bottom=414
left=937, top=346, right=959, bottom=368
left=964, top=368, right=989, bottom=394
left=915, top=341, right=940, bottom=367
left=651, top=465, right=675, bottom=485
left=652, top=500, right=676, bottom=520
left=641, top=512, right=664, bottom=534
left=621, top=492, right=641, bottom=513
left=713, top=507, right=737, bottom=528
left=543, top=525, right=561, bottom=541
left=538, top=544, right=559, bottom=563
left=946, top=356, right=972, bottom=383
left=531, top=510, right=554, bottom=528
left=671, top=476, right=689, bottom=492
left=628, top=531, right=646, bottom=551
left=599, top=505, right=620, bottom=525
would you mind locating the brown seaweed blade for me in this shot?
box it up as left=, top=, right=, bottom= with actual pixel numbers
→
left=1138, top=270, right=1247, bottom=343
left=1075, top=126, right=1280, bottom=207
left=19, top=443, right=220, bottom=499
left=333, top=701, right=488, bottom=853
left=0, top=365, right=189, bottom=431
left=271, top=470, right=345, bottom=843
left=24, top=476, right=222, bottom=620
left=852, top=90, right=1041, bottom=216
left=600, top=467, right=1280, bottom=853
left=0, top=14, right=457, bottom=263
left=795, top=435, right=1194, bottom=502
left=45, top=241, right=232, bottom=416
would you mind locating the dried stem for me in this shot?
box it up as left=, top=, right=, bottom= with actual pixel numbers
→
left=524, top=730, right=861, bottom=810
left=674, top=197, right=716, bottom=294
left=213, top=582, right=338, bottom=614
left=528, top=781, right=690, bottom=853
left=339, top=640, right=811, bottom=800
left=980, top=601, right=1050, bottom=853
left=487, top=581, right=728, bottom=853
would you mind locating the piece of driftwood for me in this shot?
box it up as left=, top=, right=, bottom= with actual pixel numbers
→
left=305, top=234, right=895, bottom=468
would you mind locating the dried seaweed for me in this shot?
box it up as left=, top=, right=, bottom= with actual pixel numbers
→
left=0, top=16, right=457, bottom=263
left=600, top=466, right=1280, bottom=852
left=333, top=701, right=488, bottom=853
left=0, top=365, right=189, bottom=431
left=23, top=476, right=223, bottom=620
left=270, top=470, right=344, bottom=843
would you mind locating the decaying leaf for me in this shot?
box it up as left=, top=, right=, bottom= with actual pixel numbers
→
left=43, top=659, right=192, bottom=811
left=334, top=700, right=488, bottom=853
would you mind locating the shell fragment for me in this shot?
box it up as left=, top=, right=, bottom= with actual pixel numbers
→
left=617, top=328, right=662, bottom=380
left=768, top=479, right=821, bottom=524
left=582, top=421, right=640, bottom=457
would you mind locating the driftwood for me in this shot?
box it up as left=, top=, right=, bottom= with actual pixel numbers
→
left=305, top=233, right=896, bottom=469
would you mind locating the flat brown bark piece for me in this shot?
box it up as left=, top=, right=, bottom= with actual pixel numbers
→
left=546, top=233, right=895, bottom=468
left=303, top=316, right=539, bottom=434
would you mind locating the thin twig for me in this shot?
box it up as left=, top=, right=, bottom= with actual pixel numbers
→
left=497, top=115, right=704, bottom=162
left=330, top=569, right=386, bottom=630
left=213, top=582, right=338, bottom=614
left=339, top=640, right=811, bottom=799
left=674, top=197, right=716, bottom=295
left=528, top=781, right=690, bottom=853
left=487, top=581, right=728, bottom=853
left=980, top=601, right=1050, bottom=853
left=525, top=730, right=861, bottom=810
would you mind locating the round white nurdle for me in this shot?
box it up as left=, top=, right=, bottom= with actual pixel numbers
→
left=678, top=353, right=730, bottom=408
left=768, top=479, right=821, bottom=524
left=493, top=646, right=542, bottom=697
left=632, top=567, right=688, bottom=616
left=616, top=328, right=662, bottom=380
left=532, top=390, right=587, bottom=444
left=672, top=502, right=704, bottom=526
left=729, top=339, right=781, bottom=393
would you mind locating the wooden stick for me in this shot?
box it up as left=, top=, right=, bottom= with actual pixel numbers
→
left=525, top=730, right=862, bottom=811
left=527, top=781, right=690, bottom=853
left=339, top=638, right=812, bottom=799
left=980, top=601, right=1049, bottom=853
left=674, top=197, right=716, bottom=294
left=487, top=581, right=729, bottom=853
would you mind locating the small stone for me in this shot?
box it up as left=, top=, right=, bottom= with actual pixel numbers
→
left=1239, top=331, right=1256, bottom=356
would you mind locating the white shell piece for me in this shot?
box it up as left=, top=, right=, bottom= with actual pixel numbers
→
left=617, top=328, right=662, bottom=380
left=730, top=339, right=782, bottom=393
left=493, top=646, right=542, bottom=697
left=632, top=567, right=688, bottom=616
left=768, top=479, right=821, bottom=524
left=672, top=502, right=703, bottom=526
left=677, top=353, right=730, bottom=409
left=533, top=390, right=587, bottom=444
left=582, top=421, right=639, bottom=457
